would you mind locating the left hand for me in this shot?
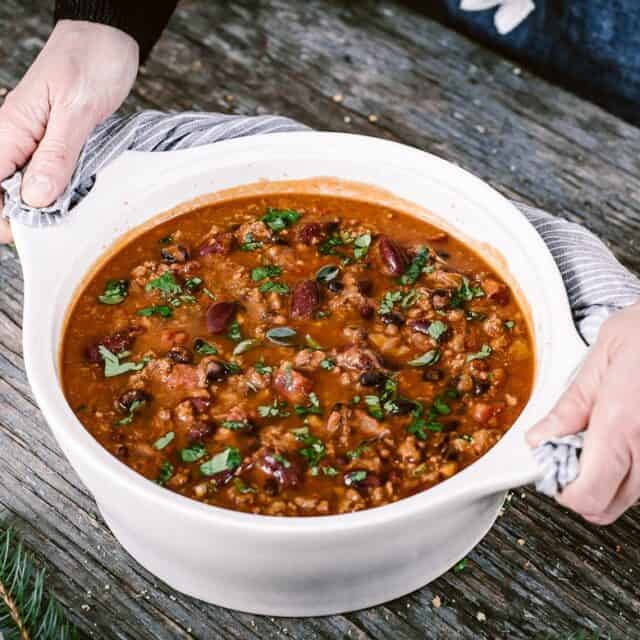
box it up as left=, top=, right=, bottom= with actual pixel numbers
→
left=527, top=302, right=640, bottom=525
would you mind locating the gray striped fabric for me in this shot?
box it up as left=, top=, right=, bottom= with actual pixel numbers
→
left=3, top=110, right=639, bottom=498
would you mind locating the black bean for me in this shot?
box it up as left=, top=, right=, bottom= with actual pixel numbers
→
left=357, top=279, right=373, bottom=295
left=359, top=304, right=375, bottom=319
left=167, top=346, right=192, bottom=364
left=116, top=390, right=150, bottom=414
left=161, top=244, right=190, bottom=264
left=204, top=360, right=228, bottom=383
left=423, top=368, right=445, bottom=382
left=474, top=380, right=491, bottom=396
left=358, top=370, right=387, bottom=388
left=327, top=280, right=344, bottom=292
left=380, top=311, right=405, bottom=326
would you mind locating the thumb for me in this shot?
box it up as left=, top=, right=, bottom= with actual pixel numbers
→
left=21, top=107, right=97, bottom=208
left=526, top=341, right=605, bottom=447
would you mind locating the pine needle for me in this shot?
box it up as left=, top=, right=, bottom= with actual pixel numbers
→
left=0, top=526, right=77, bottom=640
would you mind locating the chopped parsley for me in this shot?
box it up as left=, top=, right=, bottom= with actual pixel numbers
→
left=400, top=246, right=430, bottom=285
left=274, top=454, right=291, bottom=468
left=98, top=279, right=129, bottom=305
left=251, top=264, right=282, bottom=281
left=466, top=344, right=492, bottom=362
left=99, top=346, right=149, bottom=378
left=137, top=305, right=173, bottom=318
left=156, top=461, right=174, bottom=485
left=294, top=392, right=322, bottom=417
left=364, top=376, right=400, bottom=420
left=180, top=443, right=207, bottom=462
left=379, top=290, right=404, bottom=315
left=364, top=394, right=384, bottom=420
left=153, top=432, right=175, bottom=450
left=116, top=399, right=146, bottom=425
left=504, top=320, right=515, bottom=330
left=347, top=440, right=371, bottom=460
left=200, top=447, right=242, bottom=476
left=321, top=466, right=339, bottom=477
left=407, top=393, right=457, bottom=440
left=146, top=272, right=182, bottom=297
left=408, top=349, right=440, bottom=367
left=258, top=400, right=290, bottom=418
left=262, top=208, right=301, bottom=232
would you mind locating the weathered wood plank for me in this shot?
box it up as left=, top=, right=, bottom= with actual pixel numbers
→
left=1, top=0, right=640, bottom=638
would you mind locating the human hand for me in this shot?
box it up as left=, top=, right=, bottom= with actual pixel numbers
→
left=0, top=19, right=139, bottom=242
left=527, top=302, right=640, bottom=525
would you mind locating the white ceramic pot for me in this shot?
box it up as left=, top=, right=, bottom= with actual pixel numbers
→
left=14, top=132, right=586, bottom=616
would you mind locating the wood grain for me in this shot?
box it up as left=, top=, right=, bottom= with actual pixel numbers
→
left=1, top=1, right=639, bottom=638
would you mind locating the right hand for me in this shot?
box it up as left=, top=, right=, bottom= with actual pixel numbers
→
left=0, top=19, right=140, bottom=243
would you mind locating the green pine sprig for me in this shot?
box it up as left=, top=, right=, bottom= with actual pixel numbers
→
left=0, top=525, right=77, bottom=640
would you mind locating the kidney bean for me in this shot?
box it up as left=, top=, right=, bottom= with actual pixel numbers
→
left=395, top=398, right=418, bottom=415
left=357, top=279, right=373, bottom=295
left=206, top=301, right=237, bottom=334
left=297, top=222, right=325, bottom=245
left=86, top=327, right=143, bottom=363
left=186, top=420, right=216, bottom=443
left=359, top=304, right=375, bottom=320
left=377, top=236, right=407, bottom=276
left=167, top=346, right=193, bottom=364
left=259, top=448, right=302, bottom=488
left=408, top=319, right=430, bottom=335
left=199, top=232, right=235, bottom=256
left=161, top=244, right=190, bottom=264
left=116, top=390, right=150, bottom=414
left=189, top=397, right=211, bottom=413
left=291, top=280, right=320, bottom=319
left=210, top=469, right=235, bottom=489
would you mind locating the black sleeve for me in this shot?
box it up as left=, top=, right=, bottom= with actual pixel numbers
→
left=54, top=0, right=179, bottom=62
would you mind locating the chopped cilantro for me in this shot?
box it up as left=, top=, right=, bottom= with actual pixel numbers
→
left=344, top=470, right=368, bottom=486
left=194, top=339, right=218, bottom=355
left=294, top=392, right=322, bottom=417
left=254, top=360, right=273, bottom=375
left=400, top=246, right=430, bottom=285
left=428, top=320, right=448, bottom=341
left=233, top=338, right=260, bottom=355
left=153, top=432, right=175, bottom=450
left=450, top=277, right=484, bottom=308
left=251, top=264, right=282, bottom=281
left=184, top=276, right=203, bottom=292
left=156, top=461, right=174, bottom=485
left=347, top=441, right=371, bottom=460
left=99, top=346, right=149, bottom=378
left=259, top=281, right=290, bottom=294
left=379, top=290, right=403, bottom=315
left=292, top=426, right=326, bottom=467
left=98, top=279, right=129, bottom=305
left=408, top=349, right=440, bottom=367
left=146, top=272, right=182, bottom=297
left=240, top=233, right=263, bottom=251
left=234, top=478, right=257, bottom=494
left=321, top=466, right=339, bottom=477
left=203, top=287, right=216, bottom=300
left=262, top=208, right=301, bottom=232
left=180, top=443, right=207, bottom=462
left=320, top=358, right=336, bottom=371
left=116, top=399, right=146, bottom=425
left=266, top=326, right=297, bottom=346
left=353, top=233, right=371, bottom=260
left=200, top=447, right=241, bottom=476
left=227, top=320, right=243, bottom=342
left=504, top=320, right=515, bottom=330
left=305, top=334, right=323, bottom=350
left=364, top=395, right=384, bottom=420
left=222, top=420, right=251, bottom=431
left=274, top=454, right=291, bottom=468
left=137, top=305, right=173, bottom=318
left=466, top=344, right=492, bottom=362
left=258, top=400, right=290, bottom=418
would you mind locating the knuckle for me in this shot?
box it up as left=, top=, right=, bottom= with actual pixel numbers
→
left=35, top=138, right=72, bottom=166
left=583, top=512, right=616, bottom=526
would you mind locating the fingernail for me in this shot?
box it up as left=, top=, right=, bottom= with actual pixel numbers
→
left=22, top=173, right=55, bottom=207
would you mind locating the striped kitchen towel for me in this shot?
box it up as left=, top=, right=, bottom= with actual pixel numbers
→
left=2, top=110, right=639, bottom=498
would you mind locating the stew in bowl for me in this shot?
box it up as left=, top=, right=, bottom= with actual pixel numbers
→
left=61, top=193, right=534, bottom=517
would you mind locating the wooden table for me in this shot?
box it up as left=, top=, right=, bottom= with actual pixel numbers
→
left=1, top=1, right=639, bottom=638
